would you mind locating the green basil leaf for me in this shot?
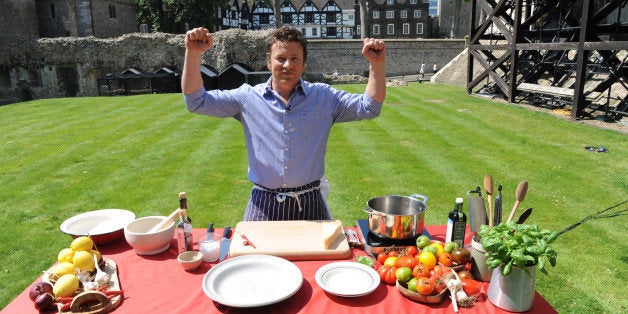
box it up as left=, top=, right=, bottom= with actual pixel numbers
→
left=502, top=262, right=512, bottom=276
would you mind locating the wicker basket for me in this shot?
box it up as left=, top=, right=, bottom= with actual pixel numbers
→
left=396, top=280, right=449, bottom=303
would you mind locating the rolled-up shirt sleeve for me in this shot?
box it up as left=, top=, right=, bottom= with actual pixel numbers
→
left=183, top=86, right=242, bottom=118
left=331, top=87, right=383, bottom=123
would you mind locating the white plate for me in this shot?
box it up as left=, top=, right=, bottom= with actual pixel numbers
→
left=315, top=261, right=380, bottom=297
left=60, top=209, right=135, bottom=236
left=202, top=254, right=303, bottom=307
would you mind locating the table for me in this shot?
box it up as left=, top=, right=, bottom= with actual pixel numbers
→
left=2, top=225, right=556, bottom=313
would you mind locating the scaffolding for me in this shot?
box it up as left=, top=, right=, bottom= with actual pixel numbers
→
left=467, top=0, right=628, bottom=120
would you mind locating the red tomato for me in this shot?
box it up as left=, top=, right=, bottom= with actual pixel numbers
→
left=405, top=246, right=418, bottom=257
left=412, top=263, right=430, bottom=278
left=395, top=256, right=418, bottom=268
left=388, top=251, right=399, bottom=257
left=416, top=277, right=434, bottom=296
left=429, top=275, right=447, bottom=294
left=461, top=278, right=481, bottom=295
left=430, top=265, right=445, bottom=278
left=438, top=252, right=454, bottom=267
left=376, top=252, right=388, bottom=265
left=376, top=265, right=398, bottom=285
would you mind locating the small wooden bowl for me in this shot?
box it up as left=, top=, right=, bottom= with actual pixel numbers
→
left=396, top=280, right=449, bottom=303
left=440, top=262, right=465, bottom=272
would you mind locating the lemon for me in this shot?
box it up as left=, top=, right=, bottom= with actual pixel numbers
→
left=48, top=262, right=76, bottom=281
left=57, top=248, right=75, bottom=263
left=70, top=236, right=94, bottom=251
left=53, top=274, right=79, bottom=297
left=72, top=250, right=95, bottom=272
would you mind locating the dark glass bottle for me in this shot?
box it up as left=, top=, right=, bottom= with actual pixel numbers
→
left=446, top=197, right=467, bottom=247
left=176, top=192, right=193, bottom=253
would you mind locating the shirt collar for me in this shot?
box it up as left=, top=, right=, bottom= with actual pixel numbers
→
left=264, top=77, right=307, bottom=98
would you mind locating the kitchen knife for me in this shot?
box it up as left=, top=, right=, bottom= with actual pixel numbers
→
left=219, top=226, right=232, bottom=261
left=517, top=208, right=533, bottom=224
left=205, top=223, right=214, bottom=241
left=494, top=184, right=502, bottom=226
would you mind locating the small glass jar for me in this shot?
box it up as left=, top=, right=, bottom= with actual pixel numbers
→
left=199, top=233, right=221, bottom=262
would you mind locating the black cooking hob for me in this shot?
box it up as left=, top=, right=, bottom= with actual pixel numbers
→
left=355, top=219, right=432, bottom=256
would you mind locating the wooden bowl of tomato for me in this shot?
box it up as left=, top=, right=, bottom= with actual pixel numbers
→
left=396, top=280, right=449, bottom=304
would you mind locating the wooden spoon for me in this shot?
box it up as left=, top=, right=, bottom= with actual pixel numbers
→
left=484, top=175, right=494, bottom=227
left=507, top=181, right=528, bottom=223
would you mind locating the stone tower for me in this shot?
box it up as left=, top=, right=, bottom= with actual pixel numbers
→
left=0, top=0, right=40, bottom=38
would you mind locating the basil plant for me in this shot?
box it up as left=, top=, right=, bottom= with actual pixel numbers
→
left=478, top=222, right=558, bottom=276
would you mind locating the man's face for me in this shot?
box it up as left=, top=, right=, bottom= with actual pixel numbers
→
left=267, top=41, right=305, bottom=91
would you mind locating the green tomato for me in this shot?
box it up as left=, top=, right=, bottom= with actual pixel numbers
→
left=395, top=266, right=413, bottom=283
left=444, top=241, right=460, bottom=253
left=406, top=277, right=419, bottom=292
left=416, top=235, right=431, bottom=249
left=422, top=245, right=438, bottom=257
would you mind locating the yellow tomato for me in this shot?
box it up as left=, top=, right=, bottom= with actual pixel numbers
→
left=418, top=251, right=437, bottom=270
left=384, top=256, right=398, bottom=267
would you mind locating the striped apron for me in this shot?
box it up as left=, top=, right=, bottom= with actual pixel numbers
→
left=243, top=180, right=331, bottom=221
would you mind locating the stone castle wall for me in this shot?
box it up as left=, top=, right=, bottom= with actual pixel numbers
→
left=0, top=29, right=465, bottom=105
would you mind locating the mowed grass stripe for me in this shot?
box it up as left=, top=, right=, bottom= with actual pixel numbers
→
left=0, top=84, right=626, bottom=313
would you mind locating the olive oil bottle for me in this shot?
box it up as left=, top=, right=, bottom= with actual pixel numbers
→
left=176, top=192, right=193, bottom=253
left=446, top=197, right=467, bottom=247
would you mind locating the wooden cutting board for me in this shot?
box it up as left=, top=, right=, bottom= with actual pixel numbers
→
left=229, top=220, right=351, bottom=261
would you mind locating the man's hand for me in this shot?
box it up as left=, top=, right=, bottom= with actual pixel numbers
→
left=361, top=38, right=386, bottom=103
left=361, top=38, right=386, bottom=65
left=185, top=27, right=213, bottom=55
left=182, top=27, right=213, bottom=94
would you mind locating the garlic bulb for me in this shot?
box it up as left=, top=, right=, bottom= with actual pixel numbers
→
left=93, top=255, right=111, bottom=287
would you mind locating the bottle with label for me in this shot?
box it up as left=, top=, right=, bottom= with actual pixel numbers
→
left=445, top=197, right=467, bottom=247
left=176, top=192, right=193, bottom=253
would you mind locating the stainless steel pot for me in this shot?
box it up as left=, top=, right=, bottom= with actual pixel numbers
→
left=364, top=194, right=428, bottom=240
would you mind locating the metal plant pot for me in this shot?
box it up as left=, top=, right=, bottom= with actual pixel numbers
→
left=488, top=264, right=536, bottom=312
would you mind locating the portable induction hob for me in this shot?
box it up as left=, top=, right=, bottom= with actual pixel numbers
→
left=355, top=219, right=432, bottom=256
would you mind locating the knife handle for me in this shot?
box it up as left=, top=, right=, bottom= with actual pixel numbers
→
left=222, top=226, right=231, bottom=238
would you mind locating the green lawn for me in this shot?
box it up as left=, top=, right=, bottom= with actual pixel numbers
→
left=0, top=83, right=626, bottom=312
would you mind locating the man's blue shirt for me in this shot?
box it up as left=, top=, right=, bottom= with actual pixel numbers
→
left=184, top=78, right=382, bottom=189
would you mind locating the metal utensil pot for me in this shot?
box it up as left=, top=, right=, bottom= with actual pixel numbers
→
left=364, top=194, right=428, bottom=240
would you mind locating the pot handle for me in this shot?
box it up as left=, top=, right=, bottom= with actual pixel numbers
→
left=362, top=208, right=373, bottom=215
left=409, top=194, right=428, bottom=204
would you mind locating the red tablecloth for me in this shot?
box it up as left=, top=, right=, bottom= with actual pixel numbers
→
left=2, top=225, right=556, bottom=313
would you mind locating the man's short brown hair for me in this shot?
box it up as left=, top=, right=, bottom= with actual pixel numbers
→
left=267, top=26, right=307, bottom=62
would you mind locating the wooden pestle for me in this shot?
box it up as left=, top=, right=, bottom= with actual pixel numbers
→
left=147, top=208, right=180, bottom=233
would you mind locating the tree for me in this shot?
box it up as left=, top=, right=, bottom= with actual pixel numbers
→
left=359, top=0, right=368, bottom=38
left=137, top=0, right=227, bottom=34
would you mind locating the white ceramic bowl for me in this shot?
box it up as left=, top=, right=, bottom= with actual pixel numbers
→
left=178, top=251, right=203, bottom=271
left=60, top=209, right=136, bottom=245
left=124, top=216, right=175, bottom=255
